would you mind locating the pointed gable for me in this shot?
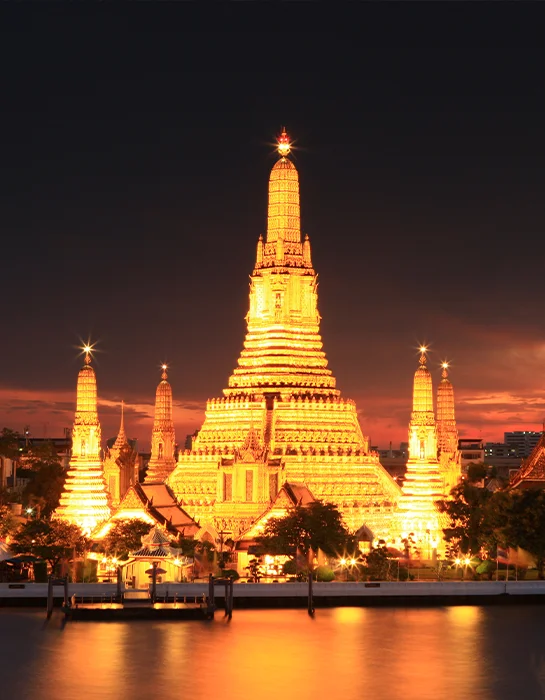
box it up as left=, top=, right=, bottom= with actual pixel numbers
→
left=237, top=482, right=317, bottom=542
left=93, top=482, right=200, bottom=539
left=509, top=433, right=545, bottom=489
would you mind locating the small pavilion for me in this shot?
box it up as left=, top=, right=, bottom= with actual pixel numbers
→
left=120, top=525, right=192, bottom=589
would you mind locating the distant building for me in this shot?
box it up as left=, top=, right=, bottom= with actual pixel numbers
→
left=458, top=438, right=484, bottom=471
left=504, top=431, right=542, bottom=458
left=18, top=432, right=72, bottom=469
left=485, top=443, right=516, bottom=459
left=378, top=442, right=409, bottom=482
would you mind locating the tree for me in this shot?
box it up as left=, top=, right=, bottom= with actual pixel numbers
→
left=0, top=428, right=20, bottom=461
left=364, top=541, right=394, bottom=581
left=245, top=557, right=264, bottom=582
left=101, top=519, right=152, bottom=558
left=0, top=504, right=20, bottom=539
left=23, top=463, right=65, bottom=517
left=19, top=441, right=62, bottom=471
left=11, top=519, right=89, bottom=571
left=486, top=489, right=545, bottom=579
left=257, top=502, right=357, bottom=559
left=437, top=481, right=494, bottom=557
left=466, top=462, right=488, bottom=484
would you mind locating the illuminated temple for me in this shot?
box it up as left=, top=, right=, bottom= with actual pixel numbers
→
left=102, top=402, right=138, bottom=507
left=436, top=362, right=461, bottom=495
left=144, top=366, right=177, bottom=483
left=168, top=130, right=401, bottom=539
left=394, top=349, right=461, bottom=555
left=54, top=349, right=111, bottom=534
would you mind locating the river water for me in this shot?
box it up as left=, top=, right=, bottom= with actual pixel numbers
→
left=1, top=606, right=545, bottom=700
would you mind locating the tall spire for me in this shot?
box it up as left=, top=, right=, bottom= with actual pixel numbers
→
left=54, top=348, right=111, bottom=534
left=231, top=129, right=335, bottom=398
left=145, top=364, right=177, bottom=483
left=397, top=347, right=444, bottom=554
left=412, top=346, right=434, bottom=416
left=103, top=400, right=137, bottom=507
left=437, top=362, right=458, bottom=455
left=113, top=401, right=129, bottom=451
left=266, top=128, right=300, bottom=245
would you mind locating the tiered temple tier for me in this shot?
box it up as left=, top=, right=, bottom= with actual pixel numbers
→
left=145, top=458, right=177, bottom=484
left=191, top=395, right=367, bottom=453
left=55, top=458, right=111, bottom=534
left=266, top=157, right=300, bottom=244
left=398, top=461, right=445, bottom=532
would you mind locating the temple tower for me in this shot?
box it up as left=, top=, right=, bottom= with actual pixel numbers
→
left=103, top=402, right=138, bottom=507
left=145, top=365, right=176, bottom=483
left=169, top=130, right=401, bottom=538
left=54, top=348, right=111, bottom=534
left=437, top=362, right=458, bottom=455
left=226, top=127, right=335, bottom=399
left=397, top=347, right=445, bottom=555
left=437, top=362, right=461, bottom=494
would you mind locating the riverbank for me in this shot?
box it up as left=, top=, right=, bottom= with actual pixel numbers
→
left=2, top=580, right=545, bottom=608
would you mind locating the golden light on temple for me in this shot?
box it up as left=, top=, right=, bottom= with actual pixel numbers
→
left=78, top=340, right=97, bottom=365
left=398, top=347, right=446, bottom=553
left=277, top=127, right=291, bottom=156
left=54, top=347, right=111, bottom=534
left=442, top=361, right=449, bottom=370
left=145, top=364, right=176, bottom=483
left=167, top=127, right=401, bottom=544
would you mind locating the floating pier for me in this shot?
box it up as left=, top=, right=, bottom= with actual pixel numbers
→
left=52, top=574, right=236, bottom=621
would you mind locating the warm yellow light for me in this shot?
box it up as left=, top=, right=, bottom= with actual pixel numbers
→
left=442, top=361, right=449, bottom=369
left=464, top=558, right=471, bottom=566
left=340, top=558, right=347, bottom=566
left=419, top=345, right=428, bottom=354
left=455, top=558, right=461, bottom=566
left=162, top=364, right=167, bottom=370
left=350, top=558, right=356, bottom=566
left=277, top=128, right=291, bottom=156
left=174, top=557, right=181, bottom=566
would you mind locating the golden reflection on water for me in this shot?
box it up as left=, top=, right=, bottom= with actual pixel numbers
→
left=3, top=606, right=545, bottom=700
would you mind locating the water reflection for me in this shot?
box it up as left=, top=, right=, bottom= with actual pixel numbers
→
left=2, top=606, right=545, bottom=700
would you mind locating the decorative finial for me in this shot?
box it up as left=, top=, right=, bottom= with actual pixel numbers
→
left=83, top=344, right=93, bottom=365
left=161, top=363, right=168, bottom=380
left=277, top=127, right=291, bottom=157
left=419, top=345, right=428, bottom=365
left=441, top=361, right=449, bottom=379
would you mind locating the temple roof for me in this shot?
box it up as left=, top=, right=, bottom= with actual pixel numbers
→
left=93, top=482, right=199, bottom=539
left=509, top=432, right=545, bottom=489
left=141, top=524, right=171, bottom=546
left=236, top=482, right=317, bottom=545
left=132, top=545, right=172, bottom=558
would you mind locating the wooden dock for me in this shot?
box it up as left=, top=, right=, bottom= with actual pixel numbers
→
left=67, top=601, right=212, bottom=621
left=58, top=575, right=235, bottom=621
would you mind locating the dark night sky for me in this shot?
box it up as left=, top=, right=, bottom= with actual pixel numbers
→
left=1, top=6, right=545, bottom=448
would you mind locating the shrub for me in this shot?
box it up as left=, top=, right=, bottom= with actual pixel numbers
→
left=282, top=559, right=296, bottom=575
left=315, top=565, right=335, bottom=582
left=221, top=569, right=240, bottom=580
